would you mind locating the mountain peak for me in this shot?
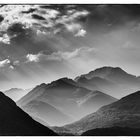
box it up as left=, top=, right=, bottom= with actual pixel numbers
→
left=40, top=83, right=47, bottom=87
left=4, top=88, right=24, bottom=92
left=48, top=77, right=78, bottom=88
left=76, top=66, right=133, bottom=81
left=57, top=77, right=72, bottom=82
left=33, top=83, right=47, bottom=90
left=90, top=66, right=126, bottom=75
left=110, top=67, right=127, bottom=74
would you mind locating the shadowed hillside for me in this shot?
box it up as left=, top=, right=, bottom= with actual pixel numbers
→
left=0, top=91, right=57, bottom=136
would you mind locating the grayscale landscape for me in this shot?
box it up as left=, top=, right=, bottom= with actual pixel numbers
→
left=0, top=4, right=140, bottom=136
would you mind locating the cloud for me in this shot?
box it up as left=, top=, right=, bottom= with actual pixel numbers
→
left=0, top=34, right=10, bottom=44
left=13, top=60, right=20, bottom=66
left=0, top=59, right=10, bottom=67
left=36, top=29, right=47, bottom=35
left=0, top=59, right=15, bottom=69
left=26, top=53, right=40, bottom=62
left=41, top=8, right=60, bottom=19
left=64, top=23, right=82, bottom=34
left=25, top=47, right=95, bottom=63
left=0, top=5, right=37, bottom=31
left=74, top=29, right=86, bottom=37
left=9, top=65, right=14, bottom=69
left=56, top=10, right=89, bottom=24
left=26, top=52, right=62, bottom=63
left=48, top=47, right=96, bottom=61
left=0, top=5, right=89, bottom=43
left=56, top=9, right=89, bottom=35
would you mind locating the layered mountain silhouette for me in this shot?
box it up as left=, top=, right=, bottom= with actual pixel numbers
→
left=62, top=90, right=140, bottom=135
left=0, top=91, right=57, bottom=136
left=17, top=77, right=116, bottom=126
left=2, top=66, right=140, bottom=136
left=4, top=88, right=31, bottom=101
left=75, top=66, right=140, bottom=98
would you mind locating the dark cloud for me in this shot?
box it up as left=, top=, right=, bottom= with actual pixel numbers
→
left=39, top=4, right=69, bottom=10
left=85, top=5, right=140, bottom=27
left=32, top=14, right=46, bottom=20
left=39, top=5, right=54, bottom=9
left=7, top=23, right=27, bottom=37
left=0, top=4, right=5, bottom=8
left=0, top=22, right=56, bottom=61
left=0, top=15, right=4, bottom=22
left=39, top=4, right=85, bottom=15
left=76, top=5, right=140, bottom=33
left=21, top=8, right=37, bottom=14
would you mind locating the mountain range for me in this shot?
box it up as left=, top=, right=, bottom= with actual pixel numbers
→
left=16, top=66, right=140, bottom=127
left=17, top=77, right=116, bottom=126
left=0, top=66, right=140, bottom=135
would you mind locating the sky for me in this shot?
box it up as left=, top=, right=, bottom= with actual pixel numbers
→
left=0, top=4, right=140, bottom=90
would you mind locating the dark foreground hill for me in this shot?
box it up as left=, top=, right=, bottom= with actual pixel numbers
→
left=82, top=127, right=140, bottom=136
left=0, top=91, right=57, bottom=136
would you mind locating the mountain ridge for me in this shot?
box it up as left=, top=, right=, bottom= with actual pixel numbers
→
left=17, top=76, right=116, bottom=126
left=75, top=66, right=140, bottom=98
left=4, top=88, right=31, bottom=101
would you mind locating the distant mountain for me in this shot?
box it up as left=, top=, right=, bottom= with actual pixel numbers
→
left=21, top=100, right=73, bottom=126
left=76, top=67, right=136, bottom=81
left=79, top=90, right=117, bottom=114
left=17, top=77, right=116, bottom=126
left=4, top=88, right=31, bottom=102
left=75, top=66, right=140, bottom=98
left=62, top=90, right=140, bottom=134
left=0, top=91, right=57, bottom=136
left=81, top=127, right=140, bottom=136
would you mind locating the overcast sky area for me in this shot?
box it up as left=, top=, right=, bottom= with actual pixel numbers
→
left=0, top=4, right=140, bottom=90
